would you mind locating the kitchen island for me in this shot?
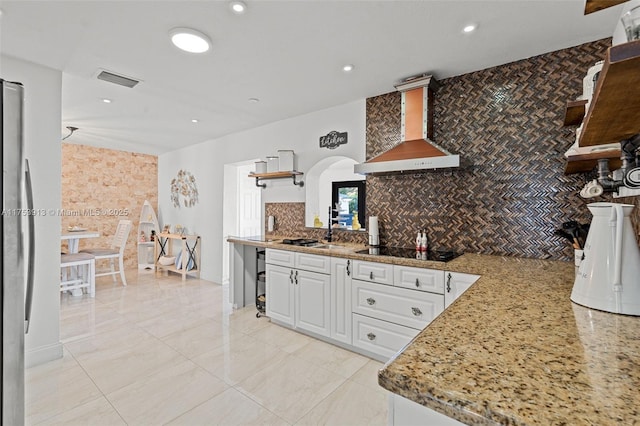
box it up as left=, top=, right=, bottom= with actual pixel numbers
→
left=227, top=237, right=640, bottom=425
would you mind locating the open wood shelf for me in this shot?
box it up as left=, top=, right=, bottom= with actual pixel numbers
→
left=563, top=99, right=587, bottom=126
left=564, top=149, right=622, bottom=174
left=578, top=40, right=640, bottom=147
left=249, top=171, right=304, bottom=188
left=584, top=0, right=629, bottom=15
left=563, top=40, right=640, bottom=174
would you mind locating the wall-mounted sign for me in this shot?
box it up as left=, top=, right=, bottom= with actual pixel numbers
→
left=319, top=131, right=348, bottom=149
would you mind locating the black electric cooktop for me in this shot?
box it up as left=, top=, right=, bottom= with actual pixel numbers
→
left=355, top=247, right=462, bottom=262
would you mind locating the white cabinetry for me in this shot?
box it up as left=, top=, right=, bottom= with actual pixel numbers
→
left=351, top=260, right=394, bottom=285
left=352, top=280, right=443, bottom=330
left=330, top=258, right=352, bottom=345
left=444, top=271, right=480, bottom=309
left=266, top=249, right=331, bottom=337
left=351, top=263, right=446, bottom=360
left=389, top=393, right=464, bottom=426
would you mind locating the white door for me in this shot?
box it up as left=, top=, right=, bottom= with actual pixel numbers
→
left=266, top=264, right=294, bottom=326
left=237, top=164, right=261, bottom=237
left=330, top=258, right=352, bottom=344
left=295, top=269, right=331, bottom=337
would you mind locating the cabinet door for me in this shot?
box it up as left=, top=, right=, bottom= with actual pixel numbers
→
left=266, top=264, right=294, bottom=326
left=295, top=269, right=331, bottom=337
left=394, top=265, right=444, bottom=294
left=352, top=260, right=394, bottom=285
left=444, top=271, right=480, bottom=309
left=330, top=258, right=352, bottom=345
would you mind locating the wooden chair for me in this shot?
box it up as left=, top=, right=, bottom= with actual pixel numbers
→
left=80, top=219, right=132, bottom=286
left=60, top=253, right=95, bottom=297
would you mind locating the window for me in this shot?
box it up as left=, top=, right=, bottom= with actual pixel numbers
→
left=331, top=180, right=366, bottom=230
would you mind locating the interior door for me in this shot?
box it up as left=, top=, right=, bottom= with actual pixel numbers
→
left=237, top=164, right=261, bottom=237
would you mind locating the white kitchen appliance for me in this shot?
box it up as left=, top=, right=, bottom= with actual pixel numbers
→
left=571, top=202, right=640, bottom=316
left=2, top=79, right=35, bottom=425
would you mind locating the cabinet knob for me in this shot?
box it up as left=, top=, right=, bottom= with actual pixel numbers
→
left=446, top=273, right=452, bottom=293
left=415, top=278, right=420, bottom=288
left=366, top=297, right=376, bottom=306
left=369, top=271, right=374, bottom=280
left=411, top=307, right=422, bottom=316
left=367, top=333, right=376, bottom=341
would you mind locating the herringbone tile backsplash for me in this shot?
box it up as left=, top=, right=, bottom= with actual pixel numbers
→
left=366, top=38, right=639, bottom=261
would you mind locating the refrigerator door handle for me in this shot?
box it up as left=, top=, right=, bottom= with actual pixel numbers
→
left=24, top=159, right=35, bottom=334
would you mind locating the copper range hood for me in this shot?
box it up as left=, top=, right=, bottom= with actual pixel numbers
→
left=354, top=75, right=459, bottom=175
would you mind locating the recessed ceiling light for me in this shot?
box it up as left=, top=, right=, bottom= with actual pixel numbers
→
left=248, top=98, right=260, bottom=103
left=169, top=27, right=211, bottom=53
left=230, top=1, right=246, bottom=14
left=463, top=24, right=477, bottom=33
left=102, top=98, right=112, bottom=103
left=343, top=64, right=354, bottom=72
left=191, top=119, right=199, bottom=123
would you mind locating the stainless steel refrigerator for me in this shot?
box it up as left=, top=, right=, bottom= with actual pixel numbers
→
left=2, top=79, right=35, bottom=425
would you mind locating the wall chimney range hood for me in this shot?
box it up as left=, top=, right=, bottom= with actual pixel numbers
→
left=355, top=75, right=459, bottom=175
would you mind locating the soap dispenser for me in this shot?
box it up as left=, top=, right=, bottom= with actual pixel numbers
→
left=416, top=230, right=422, bottom=251
left=421, top=229, right=428, bottom=252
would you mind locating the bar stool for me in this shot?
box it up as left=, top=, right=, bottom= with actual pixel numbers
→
left=60, top=253, right=95, bottom=297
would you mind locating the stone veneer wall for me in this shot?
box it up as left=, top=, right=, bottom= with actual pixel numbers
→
left=61, top=143, right=158, bottom=269
left=365, top=38, right=639, bottom=261
left=265, top=202, right=368, bottom=244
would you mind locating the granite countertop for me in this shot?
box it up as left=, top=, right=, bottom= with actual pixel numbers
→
left=228, top=236, right=640, bottom=424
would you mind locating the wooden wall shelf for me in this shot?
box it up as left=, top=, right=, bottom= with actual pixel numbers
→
left=249, top=171, right=304, bottom=188
left=564, top=149, right=622, bottom=174
left=584, top=0, right=629, bottom=15
left=578, top=40, right=640, bottom=147
left=563, top=99, right=587, bottom=126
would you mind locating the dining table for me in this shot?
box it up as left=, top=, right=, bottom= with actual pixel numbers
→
left=61, top=229, right=100, bottom=253
left=61, top=229, right=100, bottom=296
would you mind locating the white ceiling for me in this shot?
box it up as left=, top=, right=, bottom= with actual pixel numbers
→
left=0, top=0, right=624, bottom=155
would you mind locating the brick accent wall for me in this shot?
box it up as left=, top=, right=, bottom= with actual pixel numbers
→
left=61, top=143, right=158, bottom=269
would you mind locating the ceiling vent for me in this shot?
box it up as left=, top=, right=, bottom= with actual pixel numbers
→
left=96, top=70, right=140, bottom=88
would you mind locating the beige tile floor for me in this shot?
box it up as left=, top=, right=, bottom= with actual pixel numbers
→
left=27, top=270, right=388, bottom=425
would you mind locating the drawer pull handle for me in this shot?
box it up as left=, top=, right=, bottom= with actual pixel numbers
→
left=367, top=333, right=376, bottom=341
left=294, top=270, right=298, bottom=285
left=369, top=271, right=374, bottom=280
left=289, top=270, right=294, bottom=284
left=415, top=278, right=420, bottom=288
left=411, top=307, right=422, bottom=316
left=346, top=260, right=351, bottom=276
left=446, top=273, right=452, bottom=293
left=366, top=297, right=376, bottom=306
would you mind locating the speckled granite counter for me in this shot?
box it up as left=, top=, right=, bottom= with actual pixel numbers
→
left=379, top=254, right=640, bottom=425
left=227, top=237, right=640, bottom=425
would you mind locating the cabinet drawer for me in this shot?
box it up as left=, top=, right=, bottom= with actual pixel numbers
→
left=394, top=266, right=444, bottom=294
left=266, top=249, right=295, bottom=267
left=352, top=280, right=444, bottom=330
left=352, top=313, right=419, bottom=360
left=295, top=252, right=330, bottom=274
left=352, top=260, right=394, bottom=285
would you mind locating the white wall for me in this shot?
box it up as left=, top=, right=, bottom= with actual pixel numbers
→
left=1, top=55, right=63, bottom=366
left=158, top=99, right=365, bottom=283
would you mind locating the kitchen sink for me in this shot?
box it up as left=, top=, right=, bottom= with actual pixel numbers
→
left=312, top=244, right=344, bottom=249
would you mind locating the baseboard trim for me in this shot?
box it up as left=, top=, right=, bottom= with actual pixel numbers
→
left=25, top=342, right=63, bottom=368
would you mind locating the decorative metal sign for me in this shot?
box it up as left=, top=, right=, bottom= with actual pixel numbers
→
left=319, top=131, right=348, bottom=149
